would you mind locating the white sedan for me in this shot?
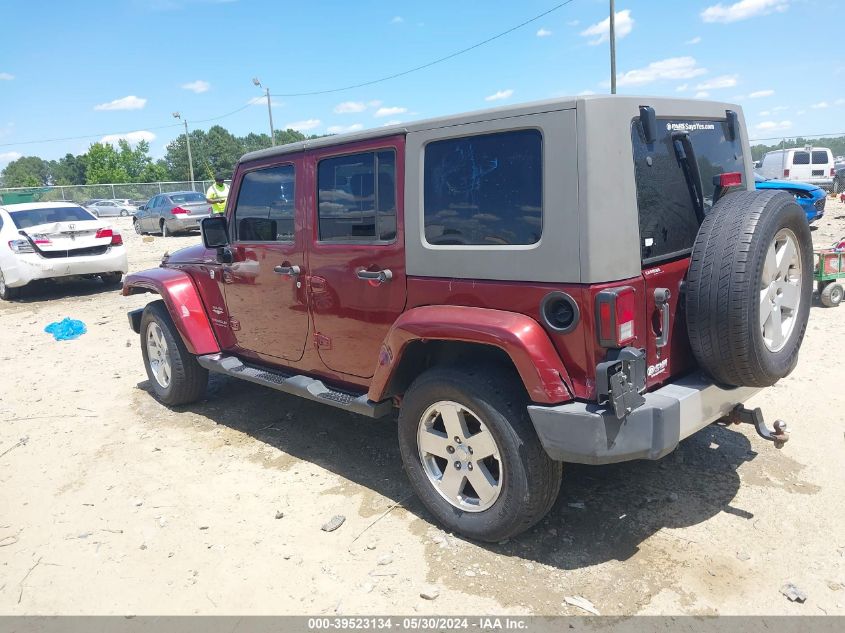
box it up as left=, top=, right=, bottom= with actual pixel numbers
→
left=0, top=202, right=128, bottom=300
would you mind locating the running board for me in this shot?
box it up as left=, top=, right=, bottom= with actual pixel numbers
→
left=196, top=354, right=393, bottom=418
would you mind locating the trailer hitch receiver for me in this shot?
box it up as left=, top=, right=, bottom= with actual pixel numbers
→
left=727, top=405, right=789, bottom=449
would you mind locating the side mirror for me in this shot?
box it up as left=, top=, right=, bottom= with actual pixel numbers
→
left=201, top=216, right=230, bottom=249
left=138, top=205, right=145, bottom=211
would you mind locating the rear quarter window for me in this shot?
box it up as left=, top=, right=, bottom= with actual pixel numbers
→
left=792, top=151, right=810, bottom=165
left=812, top=150, right=830, bottom=164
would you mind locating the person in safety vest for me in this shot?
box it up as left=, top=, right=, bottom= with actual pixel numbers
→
left=206, top=173, right=229, bottom=215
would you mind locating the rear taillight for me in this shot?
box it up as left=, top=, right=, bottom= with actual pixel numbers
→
left=95, top=228, right=113, bottom=239
left=8, top=239, right=34, bottom=254
left=596, top=286, right=636, bottom=348
left=784, top=169, right=790, bottom=177
left=716, top=172, right=742, bottom=188
left=171, top=206, right=189, bottom=215
left=33, top=237, right=51, bottom=246
left=111, top=233, right=123, bottom=246
left=831, top=167, right=836, bottom=177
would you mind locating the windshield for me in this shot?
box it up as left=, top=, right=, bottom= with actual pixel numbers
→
left=169, top=192, right=205, bottom=204
left=632, top=118, right=745, bottom=264
left=10, top=206, right=96, bottom=229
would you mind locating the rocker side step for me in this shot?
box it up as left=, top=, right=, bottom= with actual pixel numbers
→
left=196, top=354, right=393, bottom=418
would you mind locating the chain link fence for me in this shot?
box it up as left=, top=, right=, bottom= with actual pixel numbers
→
left=0, top=180, right=231, bottom=205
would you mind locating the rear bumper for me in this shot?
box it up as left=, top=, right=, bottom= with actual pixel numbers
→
left=527, top=374, right=760, bottom=465
left=3, top=248, right=128, bottom=287
left=166, top=215, right=206, bottom=232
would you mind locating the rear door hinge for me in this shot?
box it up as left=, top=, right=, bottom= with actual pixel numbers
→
left=314, top=332, right=332, bottom=350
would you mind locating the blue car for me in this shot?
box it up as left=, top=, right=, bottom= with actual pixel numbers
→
left=755, top=173, right=826, bottom=223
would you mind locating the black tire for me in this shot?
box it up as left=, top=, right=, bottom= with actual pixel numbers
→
left=160, top=221, right=170, bottom=237
left=133, top=219, right=143, bottom=235
left=833, top=177, right=842, bottom=195
left=0, top=268, right=21, bottom=301
left=397, top=365, right=562, bottom=542
left=821, top=283, right=843, bottom=308
left=686, top=190, right=812, bottom=387
left=120, top=210, right=128, bottom=217
left=100, top=272, right=123, bottom=286
left=140, top=300, right=208, bottom=406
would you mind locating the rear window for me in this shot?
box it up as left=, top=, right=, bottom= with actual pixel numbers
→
left=169, top=192, right=205, bottom=204
left=811, top=150, right=829, bottom=164
left=792, top=151, right=810, bottom=165
left=631, top=118, right=744, bottom=264
left=9, top=206, right=95, bottom=229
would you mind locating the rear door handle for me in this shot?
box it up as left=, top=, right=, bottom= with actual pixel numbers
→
left=654, top=288, right=671, bottom=349
left=356, top=268, right=393, bottom=284
left=273, top=264, right=301, bottom=277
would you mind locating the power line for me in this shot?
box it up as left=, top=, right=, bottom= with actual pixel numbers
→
left=271, top=0, right=578, bottom=97
left=0, top=123, right=183, bottom=148
left=750, top=131, right=845, bottom=143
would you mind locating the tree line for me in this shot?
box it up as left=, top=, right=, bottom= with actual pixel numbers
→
left=0, top=126, right=318, bottom=188
left=751, top=135, right=845, bottom=162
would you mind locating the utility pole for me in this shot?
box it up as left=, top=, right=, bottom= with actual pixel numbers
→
left=609, top=0, right=617, bottom=94
left=253, top=77, right=276, bottom=146
left=172, top=112, right=195, bottom=185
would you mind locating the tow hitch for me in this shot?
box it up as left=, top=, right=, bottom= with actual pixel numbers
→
left=727, top=405, right=789, bottom=449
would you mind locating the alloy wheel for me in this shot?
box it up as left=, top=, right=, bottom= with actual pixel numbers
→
left=760, top=228, right=802, bottom=352
left=417, top=400, right=503, bottom=512
left=146, top=322, right=172, bottom=388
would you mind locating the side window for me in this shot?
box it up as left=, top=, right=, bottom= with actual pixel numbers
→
left=423, top=130, right=542, bottom=246
left=317, top=150, right=396, bottom=242
left=233, top=164, right=296, bottom=242
left=812, top=151, right=829, bottom=164
left=792, top=151, right=810, bottom=165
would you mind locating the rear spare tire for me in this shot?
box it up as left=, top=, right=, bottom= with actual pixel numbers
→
left=686, top=190, right=812, bottom=387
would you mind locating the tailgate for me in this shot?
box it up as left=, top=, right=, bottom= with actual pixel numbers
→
left=23, top=220, right=112, bottom=252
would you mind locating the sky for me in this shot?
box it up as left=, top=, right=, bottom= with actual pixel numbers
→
left=1, top=0, right=843, bottom=169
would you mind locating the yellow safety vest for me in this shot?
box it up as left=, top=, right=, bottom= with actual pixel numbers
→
left=207, top=183, right=229, bottom=214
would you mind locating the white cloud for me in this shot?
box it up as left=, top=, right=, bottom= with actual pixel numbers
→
left=391, top=16, right=403, bottom=23
left=100, top=130, right=156, bottom=145
left=796, top=109, right=806, bottom=115
left=181, top=80, right=210, bottom=93
left=836, top=98, right=845, bottom=106
left=0, top=151, right=22, bottom=168
left=485, top=89, right=514, bottom=102
left=701, top=0, right=789, bottom=23
left=334, top=101, right=367, bottom=114
left=754, top=120, right=792, bottom=132
left=247, top=95, right=283, bottom=108
left=694, top=91, right=710, bottom=99
left=0, top=72, right=14, bottom=81
left=578, top=89, right=596, bottom=95
left=811, top=101, right=829, bottom=109
left=374, top=106, right=407, bottom=118
left=368, top=100, right=383, bottom=108
left=566, top=19, right=580, bottom=26
left=284, top=119, right=321, bottom=131
left=536, top=28, right=552, bottom=37
left=696, top=74, right=738, bottom=90
left=676, top=83, right=689, bottom=92
left=382, top=120, right=403, bottom=127
left=749, top=89, right=774, bottom=98
left=772, top=105, right=788, bottom=112
left=326, top=123, right=364, bottom=134
left=94, top=95, right=147, bottom=111
left=759, top=110, right=771, bottom=116
left=686, top=36, right=702, bottom=44
left=581, top=9, right=634, bottom=45
left=616, top=57, right=707, bottom=87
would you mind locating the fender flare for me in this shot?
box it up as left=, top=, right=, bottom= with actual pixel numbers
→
left=367, top=305, right=574, bottom=405
left=122, top=268, right=220, bottom=355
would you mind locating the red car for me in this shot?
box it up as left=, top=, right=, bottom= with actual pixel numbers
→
left=125, top=96, right=812, bottom=541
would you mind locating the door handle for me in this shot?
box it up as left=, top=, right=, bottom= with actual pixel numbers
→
left=356, top=268, right=393, bottom=284
left=273, top=264, right=301, bottom=277
left=654, top=288, right=671, bottom=349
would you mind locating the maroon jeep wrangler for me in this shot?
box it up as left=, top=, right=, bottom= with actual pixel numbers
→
left=125, top=96, right=812, bottom=541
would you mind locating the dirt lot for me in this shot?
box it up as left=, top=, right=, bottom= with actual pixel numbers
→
left=1, top=202, right=844, bottom=616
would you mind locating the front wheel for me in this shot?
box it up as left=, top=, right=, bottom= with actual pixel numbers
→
left=397, top=365, right=562, bottom=542
left=133, top=219, right=143, bottom=235
left=140, top=300, right=208, bottom=406
left=821, top=282, right=844, bottom=307
left=100, top=272, right=123, bottom=286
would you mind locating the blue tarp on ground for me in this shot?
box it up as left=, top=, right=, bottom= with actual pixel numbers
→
left=44, top=317, right=87, bottom=341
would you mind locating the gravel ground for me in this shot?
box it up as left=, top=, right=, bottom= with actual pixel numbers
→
left=1, top=202, right=844, bottom=616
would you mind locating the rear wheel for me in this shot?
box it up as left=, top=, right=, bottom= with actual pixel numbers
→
left=140, top=300, right=208, bottom=406
left=100, top=272, right=122, bottom=286
left=820, top=282, right=843, bottom=307
left=120, top=210, right=128, bottom=217
left=0, top=268, right=22, bottom=301
left=160, top=221, right=170, bottom=237
left=397, top=365, right=561, bottom=542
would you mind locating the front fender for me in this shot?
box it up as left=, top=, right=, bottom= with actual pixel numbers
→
left=368, top=306, right=573, bottom=405
left=123, top=267, right=219, bottom=355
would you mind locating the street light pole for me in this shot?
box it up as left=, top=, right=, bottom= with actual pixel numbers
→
left=253, top=77, right=276, bottom=146
left=172, top=112, right=195, bottom=185
left=609, top=0, right=617, bottom=95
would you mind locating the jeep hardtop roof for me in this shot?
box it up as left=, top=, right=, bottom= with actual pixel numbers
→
left=240, top=95, right=745, bottom=164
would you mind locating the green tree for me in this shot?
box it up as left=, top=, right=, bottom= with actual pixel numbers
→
left=1, top=156, right=51, bottom=187
left=50, top=153, right=87, bottom=185
left=85, top=143, right=129, bottom=184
